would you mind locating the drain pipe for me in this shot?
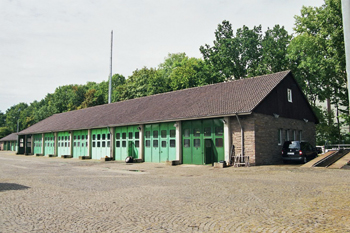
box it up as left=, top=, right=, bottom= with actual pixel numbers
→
left=235, top=114, right=244, bottom=156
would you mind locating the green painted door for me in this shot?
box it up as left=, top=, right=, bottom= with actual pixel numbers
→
left=151, top=124, right=160, bottom=163
left=57, top=132, right=70, bottom=156
left=182, top=118, right=224, bottom=165
left=44, top=133, right=55, bottom=155
left=192, top=121, right=203, bottom=165
left=213, top=119, right=224, bottom=162
left=144, top=125, right=152, bottom=162
left=33, top=134, right=42, bottom=154
left=73, top=130, right=88, bottom=158
left=91, top=128, right=110, bottom=160
left=144, top=122, right=176, bottom=163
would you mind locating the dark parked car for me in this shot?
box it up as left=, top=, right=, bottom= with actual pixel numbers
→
left=282, top=141, right=318, bottom=164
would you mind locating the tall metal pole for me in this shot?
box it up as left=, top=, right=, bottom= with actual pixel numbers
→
left=342, top=0, right=350, bottom=108
left=108, top=30, right=113, bottom=104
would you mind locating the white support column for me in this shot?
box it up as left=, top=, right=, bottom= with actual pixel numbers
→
left=224, top=116, right=231, bottom=164
left=175, top=121, right=182, bottom=163
left=41, top=133, right=45, bottom=155
left=88, top=129, right=92, bottom=158
left=69, top=131, right=73, bottom=156
left=139, top=125, right=144, bottom=161
left=54, top=132, right=58, bottom=156
left=109, top=127, right=115, bottom=160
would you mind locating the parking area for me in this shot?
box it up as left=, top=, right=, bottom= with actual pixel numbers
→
left=0, top=151, right=350, bottom=232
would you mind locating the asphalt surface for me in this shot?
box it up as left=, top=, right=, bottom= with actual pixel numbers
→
left=0, top=151, right=350, bottom=232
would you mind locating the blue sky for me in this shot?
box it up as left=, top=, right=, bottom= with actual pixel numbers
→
left=0, top=0, right=324, bottom=112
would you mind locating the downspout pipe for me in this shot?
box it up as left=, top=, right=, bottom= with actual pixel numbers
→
left=235, top=114, right=244, bottom=156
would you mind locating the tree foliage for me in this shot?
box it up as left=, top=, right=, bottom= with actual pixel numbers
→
left=288, top=0, right=347, bottom=143
left=200, top=21, right=291, bottom=80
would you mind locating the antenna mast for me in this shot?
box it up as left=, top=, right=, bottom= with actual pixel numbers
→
left=108, top=30, right=113, bottom=104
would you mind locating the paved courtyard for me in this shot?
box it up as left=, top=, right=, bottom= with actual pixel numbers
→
left=0, top=151, right=350, bottom=232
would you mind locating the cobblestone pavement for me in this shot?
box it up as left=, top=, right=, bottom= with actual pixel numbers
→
left=0, top=152, right=350, bottom=233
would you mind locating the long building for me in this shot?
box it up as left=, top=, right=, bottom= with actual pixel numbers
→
left=0, top=133, right=18, bottom=151
left=14, top=71, right=318, bottom=165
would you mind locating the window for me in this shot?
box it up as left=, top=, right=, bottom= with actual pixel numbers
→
left=193, top=128, right=200, bottom=137
left=102, top=141, right=106, bottom=147
left=135, top=132, right=139, bottom=139
left=146, top=131, right=150, bottom=138
left=170, top=130, right=175, bottom=138
left=82, top=135, right=85, bottom=140
left=122, top=133, right=126, bottom=139
left=285, top=130, right=290, bottom=141
left=161, top=130, right=167, bottom=138
left=145, top=140, right=150, bottom=147
left=293, top=130, right=296, bottom=140
left=97, top=142, right=101, bottom=147
left=153, top=140, right=158, bottom=147
left=161, top=141, right=166, bottom=147
left=97, top=134, right=101, bottom=140
left=116, top=133, right=120, bottom=139
left=287, top=88, right=292, bottom=103
left=122, top=141, right=126, bottom=147
left=77, top=135, right=80, bottom=140
left=278, top=129, right=282, bottom=145
left=107, top=141, right=110, bottom=147
left=129, top=132, right=133, bottom=139
left=184, top=139, right=190, bottom=147
left=116, top=141, right=120, bottom=147
left=215, top=127, right=223, bottom=136
left=135, top=140, right=139, bottom=148
left=170, top=139, right=176, bottom=148
left=184, top=129, right=190, bottom=137
left=204, top=127, right=211, bottom=136
left=194, top=139, right=200, bottom=148
left=153, top=131, right=158, bottom=138
left=107, top=133, right=110, bottom=140
left=93, top=134, right=96, bottom=140
left=65, top=136, right=68, bottom=141
left=102, top=134, right=106, bottom=140
left=74, top=142, right=76, bottom=147
left=77, top=142, right=80, bottom=147
left=215, top=138, right=223, bottom=147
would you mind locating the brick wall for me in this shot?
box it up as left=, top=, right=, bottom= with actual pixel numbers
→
left=230, top=113, right=316, bottom=165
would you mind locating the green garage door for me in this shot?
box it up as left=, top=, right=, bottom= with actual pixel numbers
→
left=182, top=118, right=224, bottom=165
left=144, top=122, right=176, bottom=163
left=73, top=130, right=88, bottom=158
left=91, top=128, right=110, bottom=160
left=57, top=132, right=70, bottom=156
left=33, top=134, right=42, bottom=154
left=115, top=125, right=140, bottom=161
left=44, top=133, right=55, bottom=155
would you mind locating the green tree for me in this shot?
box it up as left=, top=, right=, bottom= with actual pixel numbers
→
left=288, top=0, right=347, bottom=142
left=0, top=111, right=5, bottom=127
left=200, top=21, right=291, bottom=80
left=0, top=127, right=11, bottom=139
left=5, top=103, right=28, bottom=132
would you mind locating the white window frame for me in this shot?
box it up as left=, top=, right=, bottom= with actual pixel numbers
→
left=287, top=88, right=293, bottom=103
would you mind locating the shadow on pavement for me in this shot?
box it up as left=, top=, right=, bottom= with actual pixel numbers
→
left=0, top=183, right=30, bottom=192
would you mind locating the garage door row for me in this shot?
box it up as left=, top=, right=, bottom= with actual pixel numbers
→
left=30, top=118, right=224, bottom=165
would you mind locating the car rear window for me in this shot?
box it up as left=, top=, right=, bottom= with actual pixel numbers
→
left=283, top=141, right=300, bottom=149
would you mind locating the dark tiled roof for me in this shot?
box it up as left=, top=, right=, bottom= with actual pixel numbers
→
left=19, top=70, right=291, bottom=135
left=0, top=133, right=18, bottom=142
